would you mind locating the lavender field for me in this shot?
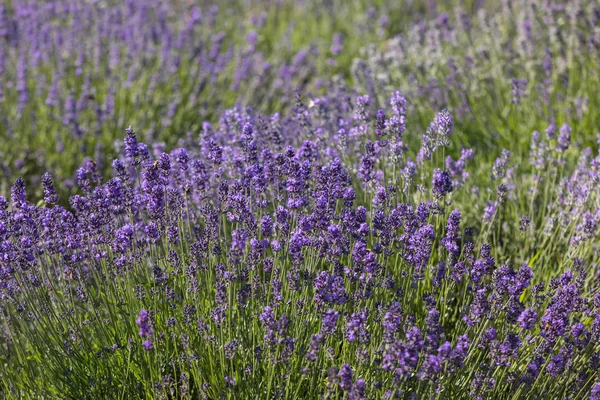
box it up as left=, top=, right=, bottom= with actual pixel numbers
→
left=0, top=0, right=599, bottom=399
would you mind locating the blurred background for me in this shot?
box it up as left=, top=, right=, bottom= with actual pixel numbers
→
left=0, top=0, right=597, bottom=202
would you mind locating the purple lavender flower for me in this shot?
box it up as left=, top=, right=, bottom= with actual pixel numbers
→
left=375, top=110, right=386, bottom=136
left=517, top=308, right=537, bottom=330
left=137, top=309, right=153, bottom=338
left=338, top=364, right=353, bottom=391
left=446, top=148, right=473, bottom=188
left=451, top=334, right=470, bottom=367
left=382, top=326, right=423, bottom=377
left=442, top=209, right=461, bottom=258
left=390, top=91, right=406, bottom=117
left=142, top=340, right=153, bottom=351
left=545, top=123, right=556, bottom=140
left=492, top=149, right=510, bottom=180
left=546, top=353, right=566, bottom=377
left=124, top=126, right=139, bottom=163
left=382, top=302, right=403, bottom=337
left=355, top=95, right=370, bottom=121
left=10, top=177, right=27, bottom=209
left=591, top=382, right=600, bottom=400
left=557, top=124, right=571, bottom=151
left=345, top=309, right=370, bottom=344
left=432, top=169, right=453, bottom=198
left=313, top=271, right=347, bottom=305
left=41, top=173, right=59, bottom=205
left=321, top=309, right=339, bottom=335
left=349, top=379, right=366, bottom=400
left=404, top=224, right=435, bottom=280
left=330, top=33, right=344, bottom=56
left=261, top=215, right=274, bottom=237
left=510, top=78, right=527, bottom=104
left=433, top=110, right=453, bottom=140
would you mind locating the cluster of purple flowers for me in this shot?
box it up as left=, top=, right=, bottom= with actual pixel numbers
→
left=0, top=0, right=598, bottom=398
left=0, top=83, right=597, bottom=399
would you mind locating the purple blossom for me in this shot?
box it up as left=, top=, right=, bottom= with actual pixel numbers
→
left=375, top=110, right=386, bottom=136
left=492, top=149, right=510, bottom=180
left=345, top=309, right=370, bottom=344
left=321, top=309, right=339, bottom=335
left=517, top=309, right=537, bottom=330
left=557, top=124, right=571, bottom=151
left=442, top=209, right=461, bottom=258
left=433, top=110, right=453, bottom=137
left=432, top=169, right=453, bottom=198
left=137, top=309, right=153, bottom=338
left=41, top=173, right=59, bottom=205
left=142, top=340, right=153, bottom=351
left=124, top=126, right=139, bottom=163
left=591, top=383, right=600, bottom=400
left=355, top=95, right=370, bottom=121
left=390, top=91, right=406, bottom=117
left=338, top=364, right=353, bottom=391
left=313, top=271, right=347, bottom=305
left=10, top=177, right=27, bottom=209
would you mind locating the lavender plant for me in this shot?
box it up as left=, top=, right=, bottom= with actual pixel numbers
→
left=1, top=89, right=599, bottom=399
left=0, top=0, right=599, bottom=399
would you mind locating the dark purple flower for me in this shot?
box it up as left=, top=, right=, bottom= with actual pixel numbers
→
left=10, top=177, right=27, bottom=208
left=261, top=215, right=274, bottom=237
left=259, top=306, right=276, bottom=329
left=349, top=379, right=366, bottom=400
left=432, top=169, right=453, bottom=198
left=321, top=309, right=339, bottom=335
left=546, top=353, right=566, bottom=377
left=517, top=308, right=537, bottom=330
left=338, top=364, right=353, bottom=391
left=382, top=302, right=403, bottom=337
left=42, top=173, right=59, bottom=205
left=224, top=340, right=239, bottom=360
left=124, top=126, right=139, bottom=163
left=451, top=334, right=470, bottom=367
left=345, top=309, right=370, bottom=344
left=442, top=208, right=461, bottom=258
left=375, top=110, right=386, bottom=136
left=404, top=224, right=435, bottom=280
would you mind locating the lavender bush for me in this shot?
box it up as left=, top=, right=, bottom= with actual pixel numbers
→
left=1, top=88, right=599, bottom=398
left=0, top=0, right=599, bottom=399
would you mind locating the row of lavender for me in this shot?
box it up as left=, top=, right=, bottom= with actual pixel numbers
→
left=1, top=0, right=598, bottom=199
left=1, top=86, right=599, bottom=398
left=0, top=0, right=406, bottom=198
